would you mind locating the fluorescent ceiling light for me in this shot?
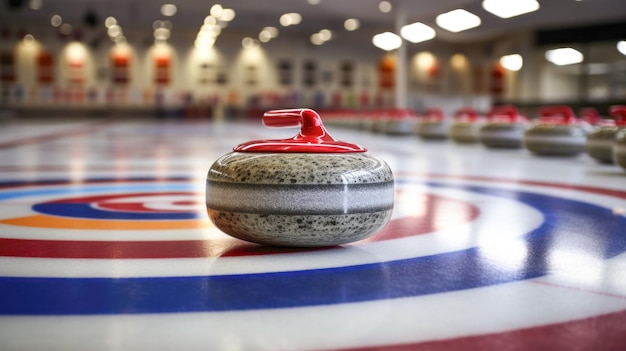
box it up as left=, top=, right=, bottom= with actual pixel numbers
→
left=436, top=9, right=481, bottom=33
left=372, top=32, right=402, bottom=51
left=482, top=0, right=539, bottom=19
left=545, top=48, right=583, bottom=66
left=500, top=54, right=523, bottom=71
left=400, top=22, right=436, bottom=43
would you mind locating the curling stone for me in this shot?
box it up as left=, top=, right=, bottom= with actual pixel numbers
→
left=479, top=105, right=528, bottom=149
left=206, top=108, right=395, bottom=247
left=523, top=106, right=589, bottom=156
left=384, top=109, right=419, bottom=136
left=586, top=105, right=626, bottom=163
left=579, top=107, right=602, bottom=129
left=415, top=108, right=449, bottom=140
left=448, top=107, right=486, bottom=143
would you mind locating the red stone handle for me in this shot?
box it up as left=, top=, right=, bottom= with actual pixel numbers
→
left=454, top=107, right=478, bottom=121
left=610, top=105, right=626, bottom=125
left=263, top=108, right=331, bottom=140
left=489, top=105, right=518, bottom=121
left=425, top=108, right=444, bottom=121
left=539, top=106, right=576, bottom=124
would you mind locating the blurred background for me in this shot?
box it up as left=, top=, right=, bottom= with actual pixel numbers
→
left=1, top=0, right=626, bottom=120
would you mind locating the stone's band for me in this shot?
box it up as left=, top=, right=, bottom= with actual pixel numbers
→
left=206, top=180, right=394, bottom=215
left=523, top=135, right=586, bottom=146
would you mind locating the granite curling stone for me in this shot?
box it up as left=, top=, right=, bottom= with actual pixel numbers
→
left=415, top=108, right=449, bottom=140
left=479, top=105, right=528, bottom=149
left=523, top=106, right=589, bottom=156
left=206, top=108, right=395, bottom=247
left=383, top=109, right=419, bottom=136
left=448, top=107, right=485, bottom=143
left=586, top=105, right=626, bottom=164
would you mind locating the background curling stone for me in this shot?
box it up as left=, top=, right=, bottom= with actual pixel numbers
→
left=383, top=108, right=419, bottom=136
left=448, top=107, right=486, bottom=143
left=415, top=107, right=449, bottom=140
left=586, top=105, right=626, bottom=163
left=579, top=107, right=603, bottom=130
left=479, top=105, right=528, bottom=149
left=523, top=105, right=589, bottom=156
left=206, top=108, right=395, bottom=247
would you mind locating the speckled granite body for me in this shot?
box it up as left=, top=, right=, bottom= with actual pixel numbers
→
left=449, top=122, right=484, bottom=143
left=479, top=123, right=526, bottom=149
left=615, top=130, right=626, bottom=170
left=206, top=152, right=394, bottom=247
left=586, top=126, right=624, bottom=163
left=523, top=124, right=588, bottom=156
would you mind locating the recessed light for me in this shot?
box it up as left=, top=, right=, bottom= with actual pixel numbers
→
left=379, top=1, right=392, bottom=13
left=545, top=48, right=583, bottom=66
left=500, top=54, right=523, bottom=71
left=482, top=0, right=539, bottom=19
left=344, top=18, right=360, bottom=31
left=372, top=32, right=402, bottom=51
left=436, top=9, right=481, bottom=33
left=160, top=4, right=177, bottom=17
left=400, top=22, right=436, bottom=43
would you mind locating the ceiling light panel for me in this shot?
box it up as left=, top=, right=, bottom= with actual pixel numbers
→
left=482, top=0, right=540, bottom=19
left=436, top=9, right=481, bottom=33
left=372, top=32, right=402, bottom=51
left=545, top=48, right=584, bottom=66
left=400, top=22, right=436, bottom=43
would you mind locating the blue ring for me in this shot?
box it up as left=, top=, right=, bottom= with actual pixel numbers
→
left=1, top=180, right=625, bottom=315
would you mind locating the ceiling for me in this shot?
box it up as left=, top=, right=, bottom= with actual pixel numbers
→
left=2, top=0, right=626, bottom=45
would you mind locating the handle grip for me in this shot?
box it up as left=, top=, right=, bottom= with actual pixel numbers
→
left=579, top=108, right=600, bottom=125
left=454, top=107, right=478, bottom=121
left=539, top=105, right=576, bottom=123
left=425, top=108, right=444, bottom=121
left=263, top=108, right=320, bottom=127
left=610, top=105, right=626, bottom=124
left=489, top=105, right=517, bottom=119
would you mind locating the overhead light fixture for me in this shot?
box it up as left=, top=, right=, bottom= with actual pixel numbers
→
left=50, top=13, right=62, bottom=27
left=104, top=16, right=117, bottom=29
left=344, top=18, right=360, bottom=31
left=280, top=13, right=302, bottom=27
left=220, top=8, right=236, bottom=22
left=379, top=1, right=392, bottom=13
left=400, top=22, right=436, bottom=43
left=545, top=48, right=583, bottom=66
left=372, top=32, right=402, bottom=51
left=500, top=54, right=523, bottom=71
left=210, top=4, right=223, bottom=18
left=617, top=41, right=626, bottom=56
left=259, top=26, right=279, bottom=43
left=310, top=33, right=324, bottom=46
left=310, top=29, right=332, bottom=46
left=482, top=0, right=539, bottom=19
left=29, top=0, right=42, bottom=10
left=160, top=4, right=177, bottom=17
left=242, top=37, right=256, bottom=49
left=23, top=34, right=35, bottom=46
left=436, top=9, right=481, bottom=33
